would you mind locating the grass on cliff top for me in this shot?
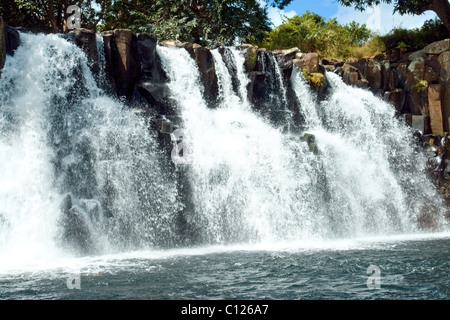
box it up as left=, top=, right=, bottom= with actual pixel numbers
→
left=258, top=12, right=447, bottom=61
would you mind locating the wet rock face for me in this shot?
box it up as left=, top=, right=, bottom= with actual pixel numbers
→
left=1, top=18, right=20, bottom=77
left=438, top=51, right=450, bottom=82
left=113, top=29, right=137, bottom=98
left=136, top=34, right=163, bottom=81
left=4, top=25, right=19, bottom=56
left=137, top=82, right=177, bottom=115
left=234, top=44, right=260, bottom=75
left=101, top=30, right=115, bottom=90
left=192, top=44, right=219, bottom=107
left=60, top=194, right=97, bottom=256
left=98, top=30, right=178, bottom=115
left=135, top=34, right=177, bottom=115
left=347, top=58, right=382, bottom=92
left=327, top=38, right=450, bottom=138
left=218, top=47, right=241, bottom=95
left=429, top=84, right=444, bottom=136
left=160, top=41, right=219, bottom=107
left=69, top=29, right=99, bottom=74
left=99, top=29, right=139, bottom=99
left=0, top=17, right=5, bottom=74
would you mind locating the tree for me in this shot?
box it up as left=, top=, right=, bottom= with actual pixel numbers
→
left=1, top=0, right=295, bottom=46
left=337, top=0, right=450, bottom=36
left=0, top=0, right=111, bottom=32
left=101, top=0, right=294, bottom=46
left=260, top=11, right=373, bottom=59
left=112, top=0, right=270, bottom=45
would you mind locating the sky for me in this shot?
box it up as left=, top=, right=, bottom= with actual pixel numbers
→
left=268, top=0, right=439, bottom=34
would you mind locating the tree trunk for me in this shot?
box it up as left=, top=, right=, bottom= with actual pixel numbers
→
left=427, top=0, right=450, bottom=37
left=191, top=28, right=201, bottom=45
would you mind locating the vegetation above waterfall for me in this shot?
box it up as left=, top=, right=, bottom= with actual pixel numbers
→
left=0, top=0, right=293, bottom=46
left=259, top=10, right=448, bottom=60
left=337, top=0, right=450, bottom=36
left=258, top=11, right=373, bottom=59
left=0, top=0, right=449, bottom=59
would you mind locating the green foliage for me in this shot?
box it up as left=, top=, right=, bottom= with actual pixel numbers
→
left=348, top=35, right=386, bottom=60
left=336, top=0, right=432, bottom=15
left=397, top=41, right=407, bottom=48
left=380, top=19, right=448, bottom=52
left=1, top=0, right=286, bottom=47
left=260, top=11, right=373, bottom=59
left=336, top=0, right=450, bottom=34
left=414, top=79, right=428, bottom=92
left=117, top=0, right=273, bottom=46
left=302, top=67, right=325, bottom=87
left=0, top=0, right=111, bottom=32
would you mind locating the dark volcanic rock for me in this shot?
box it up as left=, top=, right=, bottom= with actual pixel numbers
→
left=70, top=28, right=99, bottom=74
left=0, top=16, right=5, bottom=73
left=5, top=25, right=19, bottom=56
left=136, top=33, right=166, bottom=82
left=192, top=44, right=219, bottom=107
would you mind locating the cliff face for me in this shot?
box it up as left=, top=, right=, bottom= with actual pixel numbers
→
left=0, top=17, right=19, bottom=76
left=1, top=24, right=449, bottom=133
left=1, top=23, right=450, bottom=213
left=322, top=41, right=450, bottom=211
left=0, top=17, right=5, bottom=73
left=324, top=40, right=450, bottom=137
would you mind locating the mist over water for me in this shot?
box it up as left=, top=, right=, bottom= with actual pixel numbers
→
left=0, top=32, right=448, bottom=282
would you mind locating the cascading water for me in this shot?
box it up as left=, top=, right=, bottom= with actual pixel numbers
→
left=157, top=45, right=447, bottom=245
left=211, top=49, right=241, bottom=107
left=0, top=32, right=447, bottom=269
left=253, top=51, right=292, bottom=128
left=291, top=69, right=446, bottom=237
left=159, top=45, right=325, bottom=244
left=1, top=31, right=450, bottom=301
left=0, top=33, right=180, bottom=266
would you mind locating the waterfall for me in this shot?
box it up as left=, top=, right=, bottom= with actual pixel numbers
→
left=158, top=45, right=447, bottom=244
left=0, top=32, right=447, bottom=268
left=0, top=33, right=180, bottom=264
left=158, top=46, right=324, bottom=243
left=229, top=47, right=251, bottom=106
left=211, top=49, right=240, bottom=107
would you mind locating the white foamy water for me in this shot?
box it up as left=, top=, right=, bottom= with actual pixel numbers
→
left=0, top=33, right=448, bottom=276
left=158, top=45, right=447, bottom=245
left=158, top=46, right=325, bottom=244
left=0, top=34, right=71, bottom=267
left=0, top=33, right=179, bottom=272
